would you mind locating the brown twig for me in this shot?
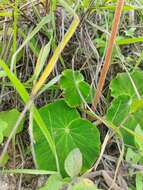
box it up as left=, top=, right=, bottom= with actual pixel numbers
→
left=92, top=0, right=125, bottom=111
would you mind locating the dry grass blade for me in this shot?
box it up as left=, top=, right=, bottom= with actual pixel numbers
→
left=92, top=0, right=125, bottom=111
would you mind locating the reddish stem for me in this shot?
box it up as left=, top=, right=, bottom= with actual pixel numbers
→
left=92, top=0, right=125, bottom=111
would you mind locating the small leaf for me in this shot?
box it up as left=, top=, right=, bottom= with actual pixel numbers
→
left=110, top=70, right=143, bottom=99
left=125, top=28, right=136, bottom=37
left=64, top=148, right=82, bottom=177
left=38, top=175, right=65, bottom=190
left=0, top=109, right=23, bottom=137
left=106, top=95, right=137, bottom=146
left=0, top=119, right=7, bottom=143
left=69, top=178, right=99, bottom=190
left=33, top=99, right=100, bottom=176
left=60, top=69, right=94, bottom=107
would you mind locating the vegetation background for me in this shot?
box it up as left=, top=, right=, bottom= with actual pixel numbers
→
left=0, top=0, right=143, bottom=189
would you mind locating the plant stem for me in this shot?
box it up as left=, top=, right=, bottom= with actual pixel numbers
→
left=92, top=0, right=125, bottom=111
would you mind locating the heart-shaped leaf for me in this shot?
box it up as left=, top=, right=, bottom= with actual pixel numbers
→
left=106, top=95, right=138, bottom=146
left=110, top=70, right=143, bottom=99
left=33, top=100, right=100, bottom=176
left=60, top=69, right=94, bottom=107
left=0, top=109, right=23, bottom=137
left=64, top=148, right=82, bottom=177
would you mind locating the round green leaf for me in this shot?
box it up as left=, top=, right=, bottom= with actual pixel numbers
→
left=33, top=100, right=100, bottom=176
left=64, top=148, right=82, bottom=177
left=60, top=69, right=94, bottom=107
left=110, top=70, right=143, bottom=99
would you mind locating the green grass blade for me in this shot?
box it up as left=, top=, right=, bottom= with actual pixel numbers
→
left=0, top=12, right=12, bottom=17
left=11, top=15, right=51, bottom=73
left=1, top=169, right=57, bottom=175
left=0, top=60, right=29, bottom=102
left=0, top=60, right=59, bottom=172
left=117, top=37, right=143, bottom=45
left=18, top=29, right=40, bottom=57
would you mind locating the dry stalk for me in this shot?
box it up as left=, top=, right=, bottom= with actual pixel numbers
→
left=92, top=0, right=125, bottom=111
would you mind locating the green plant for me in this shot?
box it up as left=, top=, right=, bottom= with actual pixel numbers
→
left=33, top=99, right=100, bottom=176
left=0, top=0, right=80, bottom=171
left=0, top=108, right=23, bottom=166
left=126, top=146, right=143, bottom=190
left=31, top=69, right=101, bottom=176
left=60, top=69, right=94, bottom=107
left=38, top=148, right=99, bottom=190
left=0, top=109, right=23, bottom=138
left=1, top=0, right=143, bottom=189
left=106, top=69, right=143, bottom=147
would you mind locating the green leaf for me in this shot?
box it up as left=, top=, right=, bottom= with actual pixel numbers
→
left=130, top=99, right=143, bottom=113
left=11, top=15, right=51, bottom=70
left=134, top=109, right=143, bottom=127
left=33, top=100, right=100, bottom=176
left=0, top=152, right=9, bottom=166
left=135, top=125, right=143, bottom=153
left=34, top=38, right=52, bottom=81
left=126, top=148, right=141, bottom=164
left=136, top=173, right=143, bottom=190
left=110, top=70, right=143, bottom=99
left=106, top=95, right=137, bottom=146
left=39, top=75, right=61, bottom=95
left=106, top=95, right=131, bottom=125
left=1, top=169, right=56, bottom=175
left=38, top=175, right=65, bottom=190
left=82, top=0, right=90, bottom=8
left=60, top=69, right=94, bottom=107
left=0, top=119, right=7, bottom=143
left=0, top=60, right=57, bottom=164
left=64, top=148, right=82, bottom=177
left=0, top=109, right=23, bottom=137
left=69, top=178, right=98, bottom=190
